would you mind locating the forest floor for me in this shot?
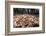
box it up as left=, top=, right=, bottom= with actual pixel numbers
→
left=13, top=14, right=39, bottom=28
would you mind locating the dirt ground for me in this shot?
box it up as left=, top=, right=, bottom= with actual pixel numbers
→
left=13, top=14, right=39, bottom=28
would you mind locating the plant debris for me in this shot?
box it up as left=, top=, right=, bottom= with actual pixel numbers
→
left=13, top=14, right=39, bottom=28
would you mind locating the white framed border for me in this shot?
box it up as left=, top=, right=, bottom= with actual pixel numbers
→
left=10, top=5, right=42, bottom=32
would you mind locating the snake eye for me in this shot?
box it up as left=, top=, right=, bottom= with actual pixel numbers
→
left=25, top=24, right=28, bottom=27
